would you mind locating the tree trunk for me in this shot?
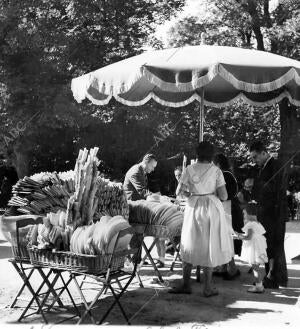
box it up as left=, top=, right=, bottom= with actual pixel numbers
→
left=13, top=145, right=30, bottom=178
left=279, top=99, right=300, bottom=221
left=246, top=0, right=265, bottom=50
left=279, top=100, right=300, bottom=164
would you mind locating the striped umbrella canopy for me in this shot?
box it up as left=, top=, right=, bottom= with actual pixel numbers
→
left=71, top=45, right=300, bottom=141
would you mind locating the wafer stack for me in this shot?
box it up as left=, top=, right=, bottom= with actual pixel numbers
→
left=66, top=147, right=100, bottom=229
left=95, top=178, right=129, bottom=220
left=8, top=171, right=75, bottom=215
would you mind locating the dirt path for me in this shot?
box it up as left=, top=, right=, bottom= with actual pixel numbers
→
left=1, top=229, right=300, bottom=328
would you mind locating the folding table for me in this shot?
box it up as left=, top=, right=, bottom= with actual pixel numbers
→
left=9, top=217, right=80, bottom=323
left=66, top=226, right=142, bottom=324
left=132, top=224, right=181, bottom=285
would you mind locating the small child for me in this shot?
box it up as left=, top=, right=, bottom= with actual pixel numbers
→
left=237, top=201, right=268, bottom=293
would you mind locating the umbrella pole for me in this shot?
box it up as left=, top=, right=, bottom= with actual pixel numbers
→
left=199, top=89, right=204, bottom=142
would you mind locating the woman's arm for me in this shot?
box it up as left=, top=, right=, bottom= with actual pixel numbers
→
left=176, top=182, right=190, bottom=198
left=237, top=191, right=245, bottom=204
left=238, top=228, right=253, bottom=240
left=216, top=185, right=228, bottom=201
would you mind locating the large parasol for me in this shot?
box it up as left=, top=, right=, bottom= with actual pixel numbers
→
left=71, top=45, right=300, bottom=141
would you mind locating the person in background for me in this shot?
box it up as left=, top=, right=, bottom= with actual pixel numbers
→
left=174, top=166, right=182, bottom=183
left=0, top=157, right=18, bottom=208
left=237, top=178, right=254, bottom=210
left=123, top=154, right=157, bottom=201
left=237, top=201, right=268, bottom=293
left=166, top=166, right=183, bottom=256
left=214, top=153, right=243, bottom=280
left=250, top=141, right=288, bottom=288
left=169, top=142, right=232, bottom=296
left=173, top=165, right=186, bottom=203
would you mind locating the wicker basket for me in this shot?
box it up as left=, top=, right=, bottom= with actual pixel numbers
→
left=10, top=233, right=30, bottom=261
left=28, top=248, right=126, bottom=275
left=1, top=214, right=41, bottom=261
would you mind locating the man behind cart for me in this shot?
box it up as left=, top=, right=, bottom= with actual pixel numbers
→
left=123, top=153, right=157, bottom=201
left=123, top=154, right=159, bottom=264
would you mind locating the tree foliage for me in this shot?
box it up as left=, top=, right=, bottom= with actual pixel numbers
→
left=0, top=0, right=299, bottom=197
left=0, top=0, right=185, bottom=179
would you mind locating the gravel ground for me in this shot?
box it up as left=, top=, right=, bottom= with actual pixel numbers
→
left=0, top=225, right=300, bottom=328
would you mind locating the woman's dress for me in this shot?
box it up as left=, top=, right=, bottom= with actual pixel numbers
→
left=180, top=163, right=233, bottom=267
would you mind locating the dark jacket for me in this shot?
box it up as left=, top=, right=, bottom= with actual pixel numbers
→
left=252, top=156, right=287, bottom=285
left=252, top=157, right=283, bottom=217
left=123, top=163, right=150, bottom=201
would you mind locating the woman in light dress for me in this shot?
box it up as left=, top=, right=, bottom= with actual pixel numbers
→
left=169, top=142, right=232, bottom=297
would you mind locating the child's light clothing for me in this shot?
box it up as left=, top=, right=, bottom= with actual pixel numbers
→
left=240, top=221, right=268, bottom=265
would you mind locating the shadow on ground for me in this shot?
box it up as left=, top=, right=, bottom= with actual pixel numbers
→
left=3, top=259, right=300, bottom=326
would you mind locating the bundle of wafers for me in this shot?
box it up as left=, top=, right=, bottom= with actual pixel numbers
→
left=66, top=147, right=100, bottom=229
left=95, top=178, right=129, bottom=220
left=8, top=171, right=75, bottom=215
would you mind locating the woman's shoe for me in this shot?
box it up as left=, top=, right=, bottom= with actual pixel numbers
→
left=203, top=287, right=219, bottom=297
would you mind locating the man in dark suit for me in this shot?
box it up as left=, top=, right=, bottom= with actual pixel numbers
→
left=250, top=141, right=288, bottom=288
left=123, top=154, right=157, bottom=201
left=123, top=153, right=158, bottom=265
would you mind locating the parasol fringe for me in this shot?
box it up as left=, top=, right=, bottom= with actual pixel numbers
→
left=142, top=65, right=300, bottom=93
left=142, top=65, right=219, bottom=93
left=218, top=66, right=300, bottom=93
left=204, top=90, right=300, bottom=108
left=80, top=88, right=300, bottom=108
left=72, top=64, right=300, bottom=105
left=71, top=67, right=144, bottom=103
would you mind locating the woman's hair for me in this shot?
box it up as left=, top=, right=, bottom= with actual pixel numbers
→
left=196, top=141, right=215, bottom=162
left=142, top=153, right=157, bottom=163
left=245, top=201, right=258, bottom=216
left=214, top=153, right=230, bottom=171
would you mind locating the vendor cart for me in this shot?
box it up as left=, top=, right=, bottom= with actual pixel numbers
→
left=4, top=215, right=142, bottom=324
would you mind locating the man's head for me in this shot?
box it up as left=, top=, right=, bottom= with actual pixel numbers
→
left=250, top=141, right=269, bottom=166
left=214, top=153, right=230, bottom=171
left=142, top=154, right=157, bottom=174
left=174, top=166, right=182, bottom=182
